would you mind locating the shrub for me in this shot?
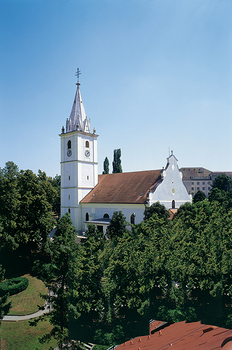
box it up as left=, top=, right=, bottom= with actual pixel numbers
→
left=0, top=277, right=29, bottom=297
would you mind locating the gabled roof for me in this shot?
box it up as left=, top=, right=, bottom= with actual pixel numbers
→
left=116, top=320, right=232, bottom=350
left=81, top=170, right=162, bottom=204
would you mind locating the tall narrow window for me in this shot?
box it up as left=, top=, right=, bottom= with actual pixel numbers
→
left=130, top=213, right=135, bottom=225
left=68, top=208, right=71, bottom=213
left=85, top=141, right=89, bottom=148
left=85, top=212, right=89, bottom=221
left=67, top=140, right=71, bottom=149
left=172, top=200, right=175, bottom=209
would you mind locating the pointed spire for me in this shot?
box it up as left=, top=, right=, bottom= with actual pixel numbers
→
left=66, top=70, right=91, bottom=133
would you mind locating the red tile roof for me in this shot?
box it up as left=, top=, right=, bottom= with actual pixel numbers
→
left=81, top=170, right=162, bottom=204
left=116, top=320, right=232, bottom=350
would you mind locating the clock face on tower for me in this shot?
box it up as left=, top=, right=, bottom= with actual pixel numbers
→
left=85, top=150, right=90, bottom=157
left=67, top=149, right=72, bottom=157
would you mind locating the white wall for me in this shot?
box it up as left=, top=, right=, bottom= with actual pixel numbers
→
left=150, top=155, right=192, bottom=209
left=81, top=203, right=146, bottom=232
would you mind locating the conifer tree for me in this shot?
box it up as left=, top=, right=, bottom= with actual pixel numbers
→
left=102, top=157, right=109, bottom=174
left=112, top=149, right=122, bottom=173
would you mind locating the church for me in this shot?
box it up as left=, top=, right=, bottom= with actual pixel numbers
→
left=60, top=78, right=192, bottom=234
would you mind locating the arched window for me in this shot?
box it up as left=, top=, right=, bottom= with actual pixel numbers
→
left=103, top=213, right=109, bottom=219
left=172, top=200, right=175, bottom=209
left=85, top=212, right=89, bottom=221
left=85, top=140, right=89, bottom=148
left=68, top=208, right=71, bottom=214
left=67, top=140, right=71, bottom=149
left=130, top=213, right=135, bottom=225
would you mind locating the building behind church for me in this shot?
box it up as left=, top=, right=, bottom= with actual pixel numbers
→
left=180, top=167, right=232, bottom=198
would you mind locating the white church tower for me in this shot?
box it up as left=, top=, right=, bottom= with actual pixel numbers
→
left=60, top=70, right=98, bottom=232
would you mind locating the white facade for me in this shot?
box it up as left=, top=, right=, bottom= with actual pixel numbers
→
left=149, top=153, right=192, bottom=209
left=82, top=203, right=145, bottom=234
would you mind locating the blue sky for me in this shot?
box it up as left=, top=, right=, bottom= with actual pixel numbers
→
left=0, top=0, right=231, bottom=177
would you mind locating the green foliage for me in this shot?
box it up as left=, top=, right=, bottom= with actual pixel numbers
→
left=0, top=265, right=11, bottom=323
left=211, top=174, right=232, bottom=192
left=92, top=344, right=109, bottom=350
left=0, top=276, right=29, bottom=297
left=49, top=174, right=61, bottom=217
left=68, top=202, right=232, bottom=342
left=106, top=210, right=128, bottom=240
left=0, top=162, right=57, bottom=276
left=85, top=224, right=105, bottom=241
left=45, top=213, right=77, bottom=347
left=143, top=201, right=170, bottom=221
left=69, top=240, right=105, bottom=342
left=193, top=190, right=206, bottom=203
left=112, top=149, right=122, bottom=173
left=102, top=157, right=109, bottom=174
left=208, top=174, right=232, bottom=211
left=0, top=162, right=21, bottom=251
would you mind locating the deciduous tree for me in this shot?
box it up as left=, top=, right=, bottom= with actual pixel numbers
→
left=144, top=201, right=170, bottom=221
left=193, top=190, right=206, bottom=203
left=106, top=210, right=128, bottom=240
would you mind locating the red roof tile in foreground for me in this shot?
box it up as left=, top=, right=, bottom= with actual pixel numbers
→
left=116, top=321, right=232, bottom=350
left=81, top=170, right=162, bottom=204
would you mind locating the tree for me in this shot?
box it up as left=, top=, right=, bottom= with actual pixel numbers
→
left=209, top=174, right=232, bottom=211
left=69, top=225, right=105, bottom=344
left=50, top=174, right=61, bottom=217
left=211, top=174, right=232, bottom=192
left=16, top=169, right=57, bottom=256
left=106, top=211, right=128, bottom=240
left=0, top=162, right=57, bottom=275
left=168, top=200, right=232, bottom=326
left=0, top=265, right=11, bottom=324
left=193, top=190, right=206, bottom=203
left=0, top=161, right=21, bottom=251
left=112, top=149, right=122, bottom=173
left=38, top=213, right=77, bottom=348
left=144, top=202, right=170, bottom=221
left=102, top=157, right=109, bottom=174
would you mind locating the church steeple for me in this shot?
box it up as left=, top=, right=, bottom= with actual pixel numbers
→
left=66, top=69, right=91, bottom=133
left=60, top=70, right=98, bottom=233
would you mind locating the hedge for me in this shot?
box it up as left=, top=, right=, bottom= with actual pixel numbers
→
left=0, top=277, right=29, bottom=297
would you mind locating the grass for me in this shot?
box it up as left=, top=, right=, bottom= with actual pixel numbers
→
left=7, top=274, right=47, bottom=316
left=0, top=317, right=58, bottom=350
left=92, top=345, right=110, bottom=350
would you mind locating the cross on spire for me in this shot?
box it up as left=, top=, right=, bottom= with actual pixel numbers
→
left=75, top=68, right=81, bottom=84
